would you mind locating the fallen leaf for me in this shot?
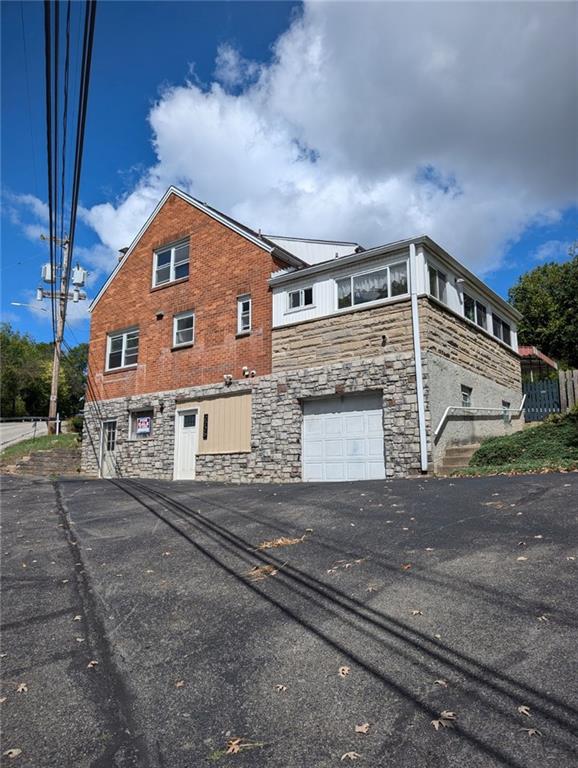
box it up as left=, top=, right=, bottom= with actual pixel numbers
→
left=425, top=547, right=434, bottom=552
left=16, top=683, right=27, bottom=694
left=275, top=684, right=287, bottom=692
left=162, top=551, right=171, bottom=556
left=516, top=556, right=528, bottom=562
left=175, top=680, right=185, bottom=688
left=247, top=564, right=278, bottom=581
left=0, top=697, right=6, bottom=704
left=73, top=615, right=82, bottom=621
left=431, top=710, right=457, bottom=730
left=566, top=556, right=576, bottom=561
left=537, top=615, right=549, bottom=623
left=355, top=723, right=370, bottom=734
left=401, top=563, right=412, bottom=571
left=533, top=535, right=543, bottom=539
left=518, top=705, right=531, bottom=717
left=3, top=749, right=22, bottom=759
left=87, top=660, right=98, bottom=669
left=434, top=679, right=448, bottom=688
left=75, top=637, right=84, bottom=643
left=61, top=579, right=69, bottom=584
left=258, top=535, right=305, bottom=550
left=366, top=585, right=377, bottom=593
left=341, top=752, right=362, bottom=761
left=226, top=738, right=242, bottom=755
left=518, top=541, right=527, bottom=547
left=339, top=666, right=350, bottom=678
left=434, top=633, right=442, bottom=639
left=411, top=610, right=423, bottom=616
left=402, top=527, right=409, bottom=531
left=520, top=728, right=542, bottom=737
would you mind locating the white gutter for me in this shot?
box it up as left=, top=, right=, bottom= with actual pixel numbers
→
left=409, top=243, right=429, bottom=473
left=433, top=395, right=527, bottom=440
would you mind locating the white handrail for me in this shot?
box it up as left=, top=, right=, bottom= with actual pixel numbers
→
left=434, top=394, right=526, bottom=439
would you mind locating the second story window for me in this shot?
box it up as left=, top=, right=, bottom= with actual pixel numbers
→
left=464, top=293, right=476, bottom=322
left=237, top=295, right=251, bottom=334
left=288, top=287, right=313, bottom=311
left=475, top=300, right=487, bottom=329
left=337, top=261, right=408, bottom=310
left=173, top=311, right=195, bottom=347
left=107, top=328, right=139, bottom=371
left=153, top=241, right=189, bottom=287
left=492, top=314, right=511, bottom=346
left=428, top=265, right=447, bottom=303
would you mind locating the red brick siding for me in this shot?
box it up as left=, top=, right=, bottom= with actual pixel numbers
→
left=87, top=193, right=283, bottom=401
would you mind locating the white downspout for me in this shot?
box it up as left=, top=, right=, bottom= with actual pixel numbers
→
left=409, top=243, right=429, bottom=473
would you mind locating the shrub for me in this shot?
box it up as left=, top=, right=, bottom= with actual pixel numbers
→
left=68, top=414, right=84, bottom=434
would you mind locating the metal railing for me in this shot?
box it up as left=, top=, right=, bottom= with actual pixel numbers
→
left=433, top=395, right=526, bottom=440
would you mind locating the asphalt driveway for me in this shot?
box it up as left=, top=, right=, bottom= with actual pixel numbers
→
left=1, top=473, right=577, bottom=767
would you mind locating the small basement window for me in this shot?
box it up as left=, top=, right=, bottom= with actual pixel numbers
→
left=130, top=409, right=153, bottom=439
left=106, top=328, right=139, bottom=370
left=288, top=286, right=314, bottom=310
left=153, top=241, right=189, bottom=287
left=173, top=311, right=195, bottom=347
left=428, top=265, right=447, bottom=303
left=461, top=385, right=472, bottom=408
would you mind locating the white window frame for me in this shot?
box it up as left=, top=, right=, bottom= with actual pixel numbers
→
left=106, top=328, right=139, bottom=371
left=492, top=313, right=511, bottom=346
left=428, top=264, right=447, bottom=304
left=335, top=260, right=409, bottom=311
left=237, top=294, right=252, bottom=334
left=287, top=286, right=314, bottom=312
left=152, top=240, right=190, bottom=288
left=173, top=310, right=195, bottom=348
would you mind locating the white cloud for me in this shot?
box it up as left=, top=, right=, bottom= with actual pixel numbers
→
left=66, top=1, right=578, bottom=278
left=532, top=239, right=572, bottom=262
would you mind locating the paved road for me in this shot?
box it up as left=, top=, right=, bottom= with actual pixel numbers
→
left=0, top=421, right=48, bottom=451
left=1, top=473, right=577, bottom=767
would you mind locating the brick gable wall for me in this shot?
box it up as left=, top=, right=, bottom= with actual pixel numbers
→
left=87, top=193, right=283, bottom=401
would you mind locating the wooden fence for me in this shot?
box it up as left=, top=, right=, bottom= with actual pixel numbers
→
left=559, top=369, right=578, bottom=413
left=523, top=370, right=577, bottom=422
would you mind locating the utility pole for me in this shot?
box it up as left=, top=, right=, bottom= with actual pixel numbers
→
left=38, top=235, right=88, bottom=434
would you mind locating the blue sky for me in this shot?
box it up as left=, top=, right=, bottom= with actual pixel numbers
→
left=1, top=1, right=576, bottom=346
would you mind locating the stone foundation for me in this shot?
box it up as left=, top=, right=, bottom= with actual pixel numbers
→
left=81, top=351, right=425, bottom=482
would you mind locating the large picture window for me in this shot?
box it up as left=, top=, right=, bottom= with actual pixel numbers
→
left=336, top=261, right=408, bottom=310
left=106, top=328, right=139, bottom=370
left=153, top=241, right=189, bottom=287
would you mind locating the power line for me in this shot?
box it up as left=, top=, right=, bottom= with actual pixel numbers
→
left=42, top=0, right=57, bottom=343
left=59, top=0, right=72, bottom=249
left=19, top=2, right=39, bottom=199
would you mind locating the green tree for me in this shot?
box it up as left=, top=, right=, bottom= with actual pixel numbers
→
left=0, top=324, right=87, bottom=417
left=508, top=252, right=578, bottom=368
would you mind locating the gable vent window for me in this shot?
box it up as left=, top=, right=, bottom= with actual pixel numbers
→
left=173, top=311, right=195, bottom=347
left=153, top=241, right=189, bottom=287
left=428, top=265, right=447, bottom=304
left=288, top=287, right=313, bottom=311
left=106, top=328, right=139, bottom=371
left=492, top=314, right=511, bottom=346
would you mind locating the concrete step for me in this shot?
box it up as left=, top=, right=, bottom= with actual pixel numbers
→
left=437, top=443, right=481, bottom=475
left=443, top=444, right=480, bottom=457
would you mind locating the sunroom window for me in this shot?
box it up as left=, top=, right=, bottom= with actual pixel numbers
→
left=288, top=286, right=313, bottom=310
left=337, top=261, right=408, bottom=310
left=475, top=301, right=487, bottom=329
left=153, top=241, right=189, bottom=287
left=428, top=265, right=447, bottom=303
left=492, top=314, right=511, bottom=346
left=107, top=328, right=139, bottom=370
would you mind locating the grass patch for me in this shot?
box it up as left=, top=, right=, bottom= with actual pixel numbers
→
left=0, top=432, right=78, bottom=463
left=452, top=411, right=578, bottom=476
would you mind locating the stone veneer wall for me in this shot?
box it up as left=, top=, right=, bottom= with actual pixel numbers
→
left=82, top=351, right=425, bottom=482
left=272, top=300, right=414, bottom=373
left=419, top=298, right=521, bottom=391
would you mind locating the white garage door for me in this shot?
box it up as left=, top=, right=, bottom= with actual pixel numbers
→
left=302, top=393, right=385, bottom=482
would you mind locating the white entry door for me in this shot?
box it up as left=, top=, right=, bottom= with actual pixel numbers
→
left=174, top=410, right=198, bottom=480
left=302, top=393, right=385, bottom=482
left=100, top=420, right=118, bottom=478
